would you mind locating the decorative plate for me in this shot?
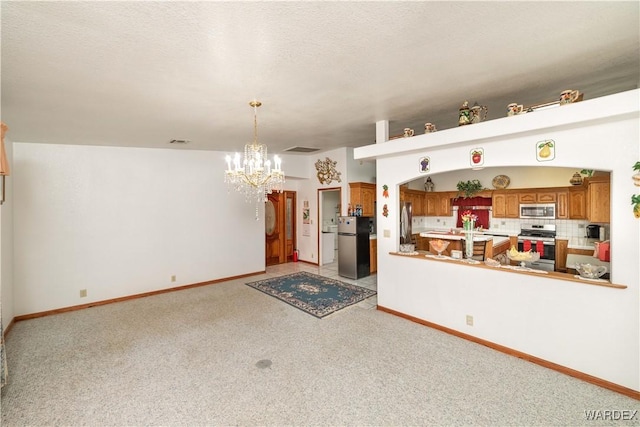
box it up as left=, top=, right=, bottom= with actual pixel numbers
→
left=492, top=175, right=510, bottom=189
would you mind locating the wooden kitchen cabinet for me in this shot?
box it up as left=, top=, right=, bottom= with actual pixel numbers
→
left=555, top=239, right=568, bottom=272
left=556, top=191, right=568, bottom=219
left=423, top=192, right=452, bottom=217
left=568, top=188, right=587, bottom=219
left=424, top=193, right=437, bottom=216
left=349, top=182, right=376, bottom=217
left=403, top=189, right=425, bottom=216
left=519, top=191, right=556, bottom=203
left=537, top=191, right=557, bottom=203
left=370, top=238, right=377, bottom=273
left=438, top=192, right=453, bottom=216
left=518, top=192, right=536, bottom=203
left=415, top=234, right=429, bottom=251
left=586, top=176, right=610, bottom=223
left=492, top=191, right=519, bottom=218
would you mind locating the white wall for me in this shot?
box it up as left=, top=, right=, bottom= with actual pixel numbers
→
left=13, top=143, right=265, bottom=316
left=359, top=90, right=640, bottom=391
left=295, top=148, right=349, bottom=263
left=1, top=138, right=14, bottom=333
left=346, top=147, right=376, bottom=184
left=406, top=166, right=590, bottom=191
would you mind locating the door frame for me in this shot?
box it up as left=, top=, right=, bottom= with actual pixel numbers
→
left=265, top=190, right=297, bottom=266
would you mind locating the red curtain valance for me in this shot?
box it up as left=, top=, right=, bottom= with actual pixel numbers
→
left=451, top=196, right=492, bottom=207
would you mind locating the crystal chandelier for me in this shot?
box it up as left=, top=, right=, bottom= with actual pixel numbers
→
left=224, top=101, right=285, bottom=219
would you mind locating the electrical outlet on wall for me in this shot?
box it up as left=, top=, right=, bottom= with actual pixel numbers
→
left=466, top=315, right=474, bottom=326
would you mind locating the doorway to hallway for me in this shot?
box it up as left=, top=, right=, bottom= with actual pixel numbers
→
left=318, top=188, right=341, bottom=266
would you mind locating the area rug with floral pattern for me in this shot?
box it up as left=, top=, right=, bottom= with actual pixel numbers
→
left=246, top=272, right=376, bottom=318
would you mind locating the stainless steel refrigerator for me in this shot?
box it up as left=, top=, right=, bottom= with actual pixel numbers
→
left=400, top=201, right=412, bottom=244
left=338, top=216, right=371, bottom=279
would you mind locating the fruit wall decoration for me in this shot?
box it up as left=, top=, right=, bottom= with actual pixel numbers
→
left=632, top=161, right=640, bottom=218
left=536, top=140, right=555, bottom=161
left=419, top=157, right=430, bottom=173
left=470, top=148, right=484, bottom=167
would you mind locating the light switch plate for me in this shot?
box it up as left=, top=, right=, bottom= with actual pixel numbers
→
left=383, top=229, right=391, bottom=238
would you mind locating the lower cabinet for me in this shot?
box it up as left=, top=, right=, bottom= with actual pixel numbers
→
left=370, top=239, right=377, bottom=273
left=555, top=239, right=568, bottom=272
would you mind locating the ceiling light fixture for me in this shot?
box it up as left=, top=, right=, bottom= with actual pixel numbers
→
left=224, top=101, right=285, bottom=219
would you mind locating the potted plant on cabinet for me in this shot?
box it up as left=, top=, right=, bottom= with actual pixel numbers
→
left=456, top=179, right=484, bottom=199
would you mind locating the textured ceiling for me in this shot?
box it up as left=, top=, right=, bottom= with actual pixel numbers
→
left=1, top=1, right=639, bottom=155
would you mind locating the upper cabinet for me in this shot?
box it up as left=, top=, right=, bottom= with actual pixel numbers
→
left=349, top=182, right=376, bottom=217
left=568, top=187, right=587, bottom=219
left=586, top=176, right=610, bottom=223
left=491, top=183, right=608, bottom=221
left=404, top=189, right=425, bottom=216
left=399, top=188, right=453, bottom=217
left=492, top=191, right=519, bottom=218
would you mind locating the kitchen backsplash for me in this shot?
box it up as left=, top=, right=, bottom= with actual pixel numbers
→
left=412, top=214, right=592, bottom=239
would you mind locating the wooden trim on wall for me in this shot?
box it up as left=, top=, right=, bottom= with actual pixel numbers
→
left=377, top=305, right=640, bottom=401
left=12, top=271, right=265, bottom=323
left=2, top=318, right=15, bottom=340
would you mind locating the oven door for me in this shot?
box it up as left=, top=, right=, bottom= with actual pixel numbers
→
left=517, top=239, right=556, bottom=261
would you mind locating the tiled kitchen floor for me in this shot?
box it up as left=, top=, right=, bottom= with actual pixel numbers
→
left=264, top=260, right=378, bottom=310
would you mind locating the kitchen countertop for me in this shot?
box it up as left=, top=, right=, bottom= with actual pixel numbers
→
left=563, top=237, right=598, bottom=250
left=566, top=254, right=610, bottom=270
left=419, top=231, right=510, bottom=247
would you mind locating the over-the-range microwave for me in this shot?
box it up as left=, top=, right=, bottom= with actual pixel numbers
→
left=519, top=203, right=556, bottom=219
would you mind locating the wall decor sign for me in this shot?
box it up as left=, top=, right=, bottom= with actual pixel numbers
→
left=419, top=157, right=430, bottom=173
left=315, top=157, right=342, bottom=184
left=536, top=140, right=555, bottom=161
left=302, top=200, right=310, bottom=224
left=470, top=148, right=484, bottom=167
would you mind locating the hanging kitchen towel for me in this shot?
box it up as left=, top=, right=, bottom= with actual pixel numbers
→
left=536, top=241, right=544, bottom=254
left=523, top=240, right=531, bottom=251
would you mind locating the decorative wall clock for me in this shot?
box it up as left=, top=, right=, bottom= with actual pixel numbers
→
left=315, top=157, right=342, bottom=184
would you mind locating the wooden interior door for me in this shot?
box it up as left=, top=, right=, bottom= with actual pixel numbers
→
left=265, top=193, right=285, bottom=266
left=265, top=191, right=296, bottom=266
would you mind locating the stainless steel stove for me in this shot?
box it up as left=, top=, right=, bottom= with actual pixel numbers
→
left=517, top=224, right=557, bottom=271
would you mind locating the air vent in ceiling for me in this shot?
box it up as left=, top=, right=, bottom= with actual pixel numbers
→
left=284, top=146, right=320, bottom=153
left=169, top=139, right=190, bottom=144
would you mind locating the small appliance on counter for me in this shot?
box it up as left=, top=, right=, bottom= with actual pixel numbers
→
left=586, top=224, right=599, bottom=239
left=586, top=224, right=609, bottom=241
